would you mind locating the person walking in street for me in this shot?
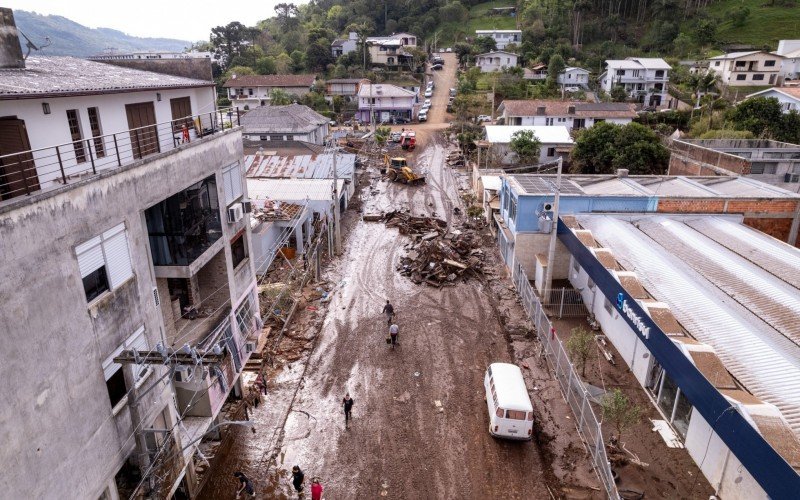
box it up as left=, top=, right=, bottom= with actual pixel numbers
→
left=382, top=300, right=394, bottom=325
left=292, top=465, right=305, bottom=497
left=343, top=392, right=354, bottom=428
left=389, top=322, right=399, bottom=348
left=233, top=471, right=255, bottom=499
left=311, top=477, right=324, bottom=500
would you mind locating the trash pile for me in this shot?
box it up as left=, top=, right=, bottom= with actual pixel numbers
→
left=377, top=211, right=485, bottom=286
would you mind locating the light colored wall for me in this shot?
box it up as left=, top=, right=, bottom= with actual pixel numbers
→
left=752, top=90, right=800, bottom=113
left=513, top=232, right=570, bottom=279
left=0, top=128, right=247, bottom=499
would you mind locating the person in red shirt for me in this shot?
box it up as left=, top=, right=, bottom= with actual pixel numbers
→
left=311, top=478, right=324, bottom=500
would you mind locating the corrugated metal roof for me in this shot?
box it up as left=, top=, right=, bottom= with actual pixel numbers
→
left=244, top=153, right=355, bottom=180
left=576, top=214, right=800, bottom=438
left=246, top=178, right=346, bottom=202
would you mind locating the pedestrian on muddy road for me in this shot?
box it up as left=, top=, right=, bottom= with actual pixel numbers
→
left=343, top=393, right=354, bottom=428
left=311, top=477, right=324, bottom=500
left=389, top=322, right=399, bottom=347
left=233, top=471, right=255, bottom=498
left=292, top=465, right=305, bottom=496
left=382, top=300, right=395, bottom=325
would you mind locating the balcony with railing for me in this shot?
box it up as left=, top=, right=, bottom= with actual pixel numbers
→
left=0, top=107, right=241, bottom=206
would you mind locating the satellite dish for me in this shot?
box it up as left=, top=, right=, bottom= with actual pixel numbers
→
left=19, top=30, right=51, bottom=59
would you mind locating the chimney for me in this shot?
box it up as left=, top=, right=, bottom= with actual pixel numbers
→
left=567, top=105, right=575, bottom=115
left=616, top=168, right=629, bottom=177
left=536, top=106, right=546, bottom=116
left=0, top=8, right=25, bottom=69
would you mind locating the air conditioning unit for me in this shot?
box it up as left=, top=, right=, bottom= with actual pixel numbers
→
left=242, top=200, right=253, bottom=213
left=245, top=341, right=256, bottom=354
left=227, top=205, right=243, bottom=223
left=152, top=287, right=160, bottom=307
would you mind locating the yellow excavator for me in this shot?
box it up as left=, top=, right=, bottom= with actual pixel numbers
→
left=384, top=155, right=426, bottom=185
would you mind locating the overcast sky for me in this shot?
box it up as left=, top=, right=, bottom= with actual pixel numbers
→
left=6, top=0, right=307, bottom=41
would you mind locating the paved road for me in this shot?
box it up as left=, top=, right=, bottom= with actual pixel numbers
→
left=198, top=53, right=552, bottom=499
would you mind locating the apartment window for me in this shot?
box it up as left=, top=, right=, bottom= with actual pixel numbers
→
left=545, top=118, right=554, bottom=126
left=735, top=61, right=746, bottom=67
left=736, top=74, right=747, bottom=81
left=752, top=74, right=765, bottom=81
left=655, top=70, right=664, bottom=78
left=765, top=60, right=776, bottom=67
left=547, top=147, right=556, bottom=157
left=67, top=109, right=86, bottom=164
left=235, top=292, right=256, bottom=337
left=269, top=134, right=283, bottom=141
left=557, top=117, right=566, bottom=123
left=616, top=69, right=625, bottom=76
left=714, top=61, right=720, bottom=66
left=508, top=196, right=517, bottom=223
left=221, top=162, right=244, bottom=205
left=231, top=232, right=248, bottom=268
left=102, top=327, right=149, bottom=410
left=87, top=107, right=106, bottom=158
left=104, top=363, right=127, bottom=408
left=76, top=223, right=134, bottom=303
left=248, top=88, right=254, bottom=95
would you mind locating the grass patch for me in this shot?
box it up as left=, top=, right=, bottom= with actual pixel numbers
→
left=706, top=0, right=800, bottom=47
left=438, top=1, right=518, bottom=46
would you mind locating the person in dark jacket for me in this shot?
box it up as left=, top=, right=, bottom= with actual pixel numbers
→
left=292, top=465, right=305, bottom=496
left=343, top=392, right=354, bottom=428
left=233, top=471, right=255, bottom=498
left=382, top=300, right=394, bottom=325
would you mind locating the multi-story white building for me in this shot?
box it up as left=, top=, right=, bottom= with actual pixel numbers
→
left=599, top=57, right=672, bottom=107
left=475, top=51, right=519, bottom=73
left=0, top=9, right=261, bottom=499
left=331, top=32, right=359, bottom=58
left=497, top=100, right=637, bottom=130
left=775, top=40, right=800, bottom=81
left=706, top=51, right=783, bottom=87
left=475, top=29, right=522, bottom=50
left=557, top=67, right=591, bottom=89
left=365, top=32, right=417, bottom=68
left=222, top=74, right=317, bottom=111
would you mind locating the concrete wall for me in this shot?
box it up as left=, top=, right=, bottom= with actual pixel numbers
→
left=0, top=129, right=251, bottom=499
left=514, top=232, right=570, bottom=279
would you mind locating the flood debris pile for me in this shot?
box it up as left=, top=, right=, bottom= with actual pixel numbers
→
left=376, top=211, right=485, bottom=286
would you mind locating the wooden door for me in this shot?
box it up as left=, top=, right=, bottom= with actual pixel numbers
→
left=0, top=117, right=39, bottom=200
left=169, top=97, right=192, bottom=133
left=125, top=102, right=160, bottom=159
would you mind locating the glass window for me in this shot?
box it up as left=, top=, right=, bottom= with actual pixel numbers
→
left=105, top=366, right=127, bottom=408
left=231, top=233, right=248, bottom=268
left=87, top=107, right=105, bottom=158
left=83, top=266, right=110, bottom=302
left=496, top=407, right=504, bottom=418
left=547, top=147, right=556, bottom=157
left=235, top=292, right=255, bottom=336
left=736, top=74, right=747, bottom=81
left=506, top=410, right=527, bottom=420
left=672, top=391, right=693, bottom=438
left=765, top=60, right=776, bottom=67
left=752, top=74, right=765, bottom=81
left=658, top=373, right=679, bottom=417
left=527, top=412, right=534, bottom=421
left=67, top=109, right=86, bottom=164
left=508, top=197, right=517, bottom=223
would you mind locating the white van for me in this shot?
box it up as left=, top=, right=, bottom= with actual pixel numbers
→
left=418, top=110, right=428, bottom=122
left=484, top=363, right=534, bottom=440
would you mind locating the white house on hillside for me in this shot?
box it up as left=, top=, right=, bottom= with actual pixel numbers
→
left=557, top=67, right=590, bottom=88
left=706, top=51, right=783, bottom=86
left=365, top=32, right=417, bottom=68
left=775, top=40, right=800, bottom=81
left=332, top=32, right=359, bottom=58
left=222, top=74, right=317, bottom=110
left=497, top=100, right=637, bottom=130
left=476, top=51, right=519, bottom=73
left=746, top=87, right=800, bottom=113
left=475, top=30, right=522, bottom=50
left=599, top=57, right=671, bottom=107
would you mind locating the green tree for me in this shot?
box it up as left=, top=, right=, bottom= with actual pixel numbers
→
left=730, top=97, right=785, bottom=139
left=439, top=1, right=469, bottom=22
left=255, top=56, right=276, bottom=75
left=566, top=327, right=594, bottom=377
left=547, top=54, right=565, bottom=87
left=375, top=126, right=391, bottom=144
left=210, top=22, right=260, bottom=68
left=601, top=389, right=643, bottom=443
left=693, top=19, right=716, bottom=46
left=275, top=53, right=293, bottom=74
left=223, top=65, right=256, bottom=80
left=571, top=121, right=620, bottom=174
left=290, top=50, right=306, bottom=72
left=778, top=111, right=800, bottom=144
left=474, top=36, right=497, bottom=54
left=306, top=41, right=334, bottom=71
left=610, top=86, right=628, bottom=102
left=269, top=89, right=293, bottom=105
left=727, top=6, right=750, bottom=27
left=454, top=42, right=474, bottom=65
left=672, top=33, right=692, bottom=58
left=509, top=129, right=542, bottom=165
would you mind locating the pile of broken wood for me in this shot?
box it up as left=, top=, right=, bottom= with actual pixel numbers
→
left=377, top=211, right=484, bottom=286
left=446, top=151, right=466, bottom=168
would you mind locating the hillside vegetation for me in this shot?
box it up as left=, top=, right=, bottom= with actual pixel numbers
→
left=14, top=10, right=189, bottom=57
left=706, top=0, right=800, bottom=47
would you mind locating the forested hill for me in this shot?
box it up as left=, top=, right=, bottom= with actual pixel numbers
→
left=13, top=10, right=190, bottom=57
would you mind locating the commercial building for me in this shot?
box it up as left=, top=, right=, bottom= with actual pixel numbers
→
left=497, top=100, right=637, bottom=129
left=599, top=57, right=672, bottom=107
left=222, top=74, right=317, bottom=111
left=474, top=29, right=522, bottom=50
left=483, top=125, right=574, bottom=164
left=239, top=103, right=330, bottom=146
left=706, top=51, right=783, bottom=87
left=0, top=8, right=261, bottom=499
left=669, top=138, right=800, bottom=193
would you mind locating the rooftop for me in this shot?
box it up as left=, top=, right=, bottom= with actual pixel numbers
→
left=574, top=214, right=800, bottom=438
left=326, top=78, right=368, bottom=84
left=709, top=51, right=769, bottom=60
left=498, top=100, right=637, bottom=119
left=605, top=57, right=672, bottom=70
left=476, top=50, right=519, bottom=58
left=484, top=125, right=573, bottom=144
left=0, top=56, right=213, bottom=99
left=357, top=84, right=416, bottom=98
left=475, top=29, right=522, bottom=34
left=240, top=104, right=328, bottom=134
left=222, top=74, right=316, bottom=88
left=246, top=178, right=346, bottom=203
left=243, top=152, right=356, bottom=180
left=747, top=87, right=800, bottom=101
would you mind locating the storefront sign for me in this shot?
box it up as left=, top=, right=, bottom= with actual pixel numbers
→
left=617, top=292, right=650, bottom=339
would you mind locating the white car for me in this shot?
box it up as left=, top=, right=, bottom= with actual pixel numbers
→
left=476, top=115, right=492, bottom=123
left=424, top=99, right=431, bottom=107
left=418, top=110, right=428, bottom=122
left=563, top=86, right=581, bottom=93
left=424, top=89, right=433, bottom=98
left=390, top=131, right=402, bottom=142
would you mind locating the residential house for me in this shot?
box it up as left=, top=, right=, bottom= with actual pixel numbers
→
left=357, top=83, right=417, bottom=123
left=476, top=51, right=519, bottom=73
left=747, top=87, right=800, bottom=113
left=222, top=74, right=317, bottom=111
left=497, top=100, right=637, bottom=130
left=325, top=78, right=369, bottom=103
left=483, top=125, right=574, bottom=164
left=706, top=51, right=783, bottom=87
left=0, top=9, right=260, bottom=499
left=475, top=29, right=522, bottom=50
left=557, top=67, right=591, bottom=88
left=670, top=138, right=800, bottom=193
left=365, top=32, right=417, bottom=68
left=523, top=63, right=548, bottom=81
left=331, top=32, right=359, bottom=58
left=599, top=57, right=672, bottom=107
left=775, top=40, right=800, bottom=81
left=240, top=104, right=330, bottom=146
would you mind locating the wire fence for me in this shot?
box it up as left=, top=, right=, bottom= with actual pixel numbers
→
left=539, top=287, right=587, bottom=318
left=512, top=263, right=619, bottom=500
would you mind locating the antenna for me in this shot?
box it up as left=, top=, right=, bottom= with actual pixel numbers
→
left=18, top=30, right=51, bottom=60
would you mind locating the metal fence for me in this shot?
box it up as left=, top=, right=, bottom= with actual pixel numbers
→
left=0, top=107, right=240, bottom=202
left=512, top=264, right=619, bottom=499
left=539, top=287, right=587, bottom=318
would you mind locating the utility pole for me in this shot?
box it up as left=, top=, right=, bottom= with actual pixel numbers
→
left=544, top=157, right=563, bottom=296
left=370, top=82, right=376, bottom=134
left=332, top=142, right=341, bottom=255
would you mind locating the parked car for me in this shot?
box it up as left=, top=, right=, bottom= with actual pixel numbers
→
left=476, top=115, right=492, bottom=123
left=393, top=116, right=411, bottom=124
left=446, top=47, right=453, bottom=52
left=446, top=103, right=453, bottom=113
left=449, top=88, right=457, bottom=97
left=563, top=86, right=581, bottom=93
left=391, top=131, right=402, bottom=142
left=431, top=63, right=443, bottom=70
left=424, top=88, right=433, bottom=98
left=424, top=98, right=431, bottom=107
left=418, top=110, right=428, bottom=122
left=427, top=81, right=435, bottom=89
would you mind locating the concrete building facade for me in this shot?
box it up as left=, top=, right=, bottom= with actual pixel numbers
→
left=706, top=51, right=783, bottom=87
left=475, top=51, right=519, bottom=73
left=497, top=100, right=637, bottom=130
left=475, top=29, right=522, bottom=50
left=599, top=57, right=672, bottom=107
left=222, top=74, right=317, bottom=111
left=365, top=32, right=417, bottom=68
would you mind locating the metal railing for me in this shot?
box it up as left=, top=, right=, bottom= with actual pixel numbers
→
left=539, top=287, right=587, bottom=318
left=512, top=263, right=620, bottom=499
left=0, top=107, right=241, bottom=203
